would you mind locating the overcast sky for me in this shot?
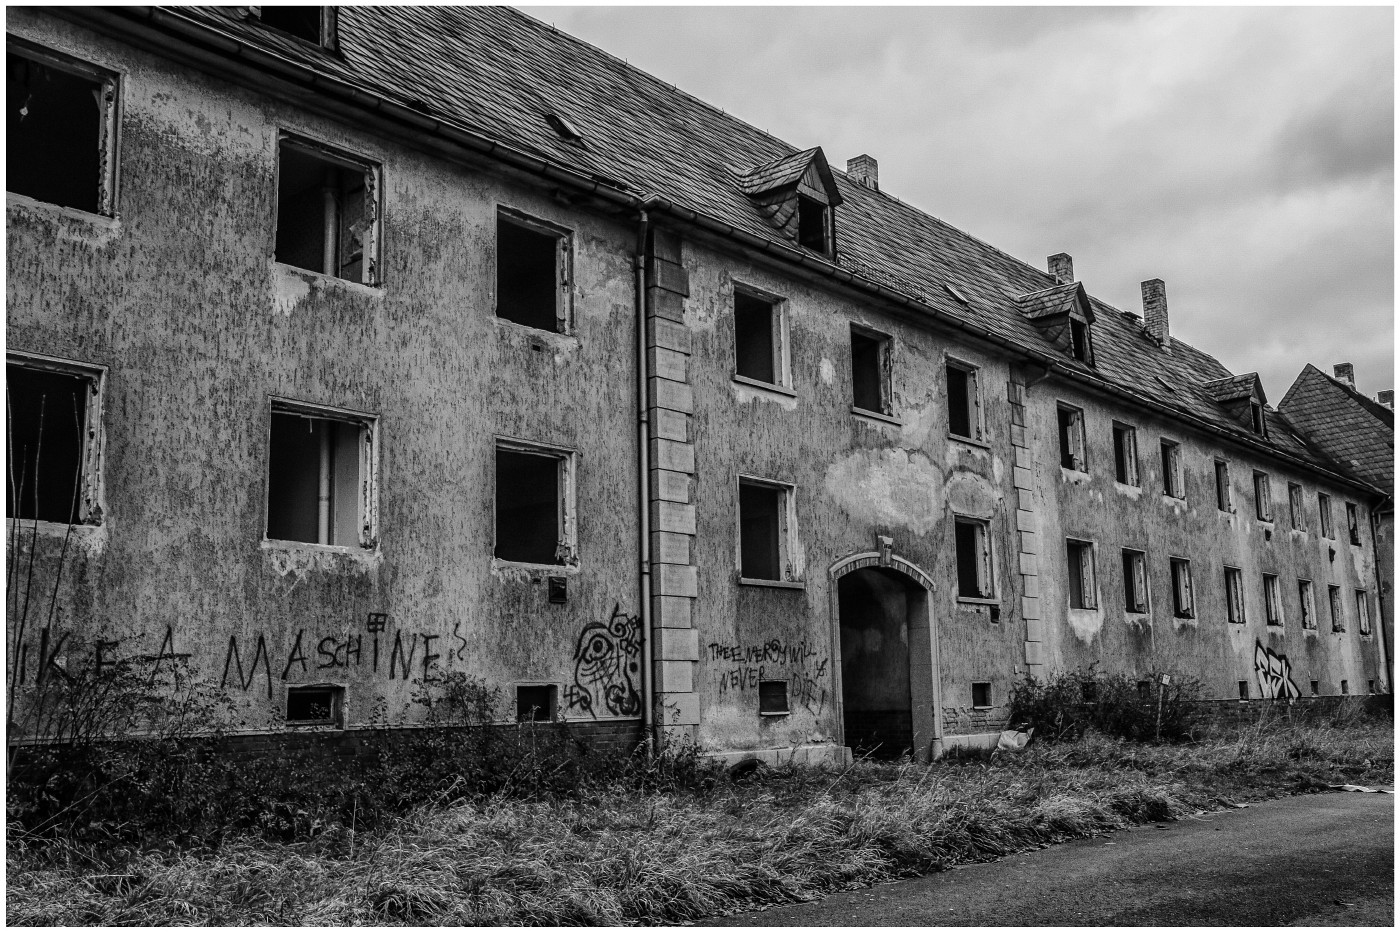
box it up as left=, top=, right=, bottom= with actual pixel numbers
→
left=527, top=5, right=1394, bottom=401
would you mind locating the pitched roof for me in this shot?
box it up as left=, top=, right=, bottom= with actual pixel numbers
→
left=138, top=6, right=1375, bottom=490
left=1279, top=365, right=1394, bottom=494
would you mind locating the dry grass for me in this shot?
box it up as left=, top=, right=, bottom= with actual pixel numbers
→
left=7, top=718, right=1392, bottom=926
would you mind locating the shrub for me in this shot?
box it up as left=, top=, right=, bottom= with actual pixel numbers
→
left=1008, top=667, right=1203, bottom=743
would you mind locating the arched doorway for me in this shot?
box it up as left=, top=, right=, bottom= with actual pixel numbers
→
left=830, top=550, right=940, bottom=761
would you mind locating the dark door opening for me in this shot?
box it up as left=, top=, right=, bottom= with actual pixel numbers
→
left=838, top=567, right=918, bottom=759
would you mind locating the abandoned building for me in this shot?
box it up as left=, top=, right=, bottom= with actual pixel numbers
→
left=6, top=6, right=1391, bottom=765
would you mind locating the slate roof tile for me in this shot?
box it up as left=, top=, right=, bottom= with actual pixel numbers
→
left=164, top=5, right=1374, bottom=488
left=1280, top=365, right=1394, bottom=493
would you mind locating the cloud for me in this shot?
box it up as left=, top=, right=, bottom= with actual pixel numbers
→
left=527, top=5, right=1393, bottom=397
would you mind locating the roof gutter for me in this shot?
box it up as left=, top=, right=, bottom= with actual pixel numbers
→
left=70, top=7, right=1384, bottom=502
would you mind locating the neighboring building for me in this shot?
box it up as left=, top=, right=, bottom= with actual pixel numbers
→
left=6, top=6, right=1389, bottom=765
left=1280, top=363, right=1395, bottom=688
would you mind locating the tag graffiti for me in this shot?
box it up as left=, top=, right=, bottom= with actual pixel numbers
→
left=565, top=603, right=642, bottom=717
left=1254, top=640, right=1300, bottom=702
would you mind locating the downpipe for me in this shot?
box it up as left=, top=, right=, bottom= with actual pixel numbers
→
left=634, top=210, right=655, bottom=750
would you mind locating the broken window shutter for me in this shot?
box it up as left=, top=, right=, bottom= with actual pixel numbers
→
left=1079, top=546, right=1096, bottom=609
left=1132, top=557, right=1147, bottom=611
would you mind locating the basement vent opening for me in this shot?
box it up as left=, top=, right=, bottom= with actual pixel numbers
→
left=971, top=682, right=992, bottom=709
left=758, top=680, right=789, bottom=715
left=516, top=684, right=558, bottom=722
left=286, top=685, right=341, bottom=724
left=1238, top=681, right=1249, bottom=701
left=1310, top=681, right=1319, bottom=696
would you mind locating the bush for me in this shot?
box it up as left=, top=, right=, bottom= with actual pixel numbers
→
left=1008, top=667, right=1203, bottom=743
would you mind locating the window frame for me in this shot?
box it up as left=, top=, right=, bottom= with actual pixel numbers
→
left=953, top=514, right=997, bottom=602
left=1065, top=538, right=1098, bottom=611
left=1214, top=459, right=1232, bottom=512
left=265, top=397, right=379, bottom=550
left=256, top=6, right=339, bottom=49
left=849, top=324, right=893, bottom=419
left=1160, top=438, right=1184, bottom=498
left=494, top=206, right=572, bottom=333
left=945, top=357, right=985, bottom=444
left=1170, top=557, right=1195, bottom=619
left=1252, top=471, right=1273, bottom=522
left=1328, top=584, right=1345, bottom=632
left=1287, top=482, right=1305, bottom=532
left=1355, top=590, right=1371, bottom=636
left=1263, top=573, right=1282, bottom=627
left=1112, top=422, right=1140, bottom=486
left=274, top=132, right=382, bottom=285
left=796, top=192, right=832, bottom=255
left=1224, top=566, right=1246, bottom=625
left=1121, top=548, right=1149, bottom=614
left=731, top=284, right=791, bottom=391
left=6, top=37, right=120, bottom=217
left=1318, top=492, right=1334, bottom=538
left=5, top=350, right=107, bottom=527
left=492, top=437, right=578, bottom=568
left=1057, top=403, right=1088, bottom=473
left=1298, top=578, right=1316, bottom=630
left=1345, top=502, right=1361, bottom=545
left=736, top=474, right=801, bottom=586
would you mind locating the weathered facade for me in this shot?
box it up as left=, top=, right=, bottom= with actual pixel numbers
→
left=7, top=7, right=1390, bottom=765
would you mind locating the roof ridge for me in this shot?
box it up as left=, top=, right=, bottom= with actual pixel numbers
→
left=511, top=7, right=809, bottom=162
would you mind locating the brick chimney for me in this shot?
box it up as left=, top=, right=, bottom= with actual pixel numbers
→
left=1047, top=253, right=1074, bottom=284
left=1141, top=278, right=1169, bottom=349
left=1377, top=390, right=1394, bottom=409
left=1333, top=363, right=1355, bottom=389
left=846, top=154, right=878, bottom=191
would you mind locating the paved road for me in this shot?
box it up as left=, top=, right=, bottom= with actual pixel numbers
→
left=709, top=793, right=1394, bottom=926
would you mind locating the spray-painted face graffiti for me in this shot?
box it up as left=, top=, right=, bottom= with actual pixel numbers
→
left=1254, top=640, right=1300, bottom=702
left=567, top=603, right=641, bottom=717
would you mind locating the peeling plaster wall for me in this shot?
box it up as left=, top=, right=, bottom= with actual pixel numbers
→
left=683, top=250, right=1024, bottom=755
left=6, top=14, right=642, bottom=734
left=1031, top=379, right=1385, bottom=698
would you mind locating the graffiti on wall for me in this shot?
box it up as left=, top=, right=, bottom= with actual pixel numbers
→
left=1254, top=640, right=1301, bottom=702
left=707, top=638, right=830, bottom=715
left=564, top=603, right=642, bottom=717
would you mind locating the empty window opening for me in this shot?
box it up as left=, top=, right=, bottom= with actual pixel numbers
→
left=6, top=360, right=97, bottom=524
left=1250, top=399, right=1267, bottom=436
left=516, top=684, right=558, bottom=722
left=1263, top=574, right=1282, bottom=627
left=1340, top=679, right=1349, bottom=696
left=1057, top=404, right=1086, bottom=471
left=1137, top=681, right=1152, bottom=703
left=734, top=291, right=782, bottom=385
left=1224, top=567, right=1245, bottom=625
left=1318, top=493, right=1334, bottom=538
left=954, top=517, right=994, bottom=599
left=1238, top=680, right=1249, bottom=701
left=496, top=211, right=568, bottom=331
left=1160, top=440, right=1183, bottom=497
left=1253, top=471, right=1272, bottom=521
left=1122, top=549, right=1148, bottom=613
left=759, top=680, right=790, bottom=715
left=1288, top=483, right=1305, bottom=531
left=946, top=362, right=982, bottom=441
left=7, top=44, right=115, bottom=215
left=286, top=685, right=341, bottom=724
left=1329, top=585, right=1344, bottom=632
left=1345, top=502, right=1360, bottom=544
left=1368, top=680, right=1375, bottom=694
left=267, top=406, right=370, bottom=547
left=1310, top=680, right=1319, bottom=696
left=276, top=138, right=377, bottom=283
left=495, top=446, right=571, bottom=565
left=1069, top=318, right=1091, bottom=363
left=259, top=6, right=324, bottom=43
left=797, top=194, right=829, bottom=253
left=739, top=479, right=791, bottom=581
left=1066, top=539, right=1097, bottom=610
left=1112, top=423, right=1139, bottom=485
left=1355, top=590, right=1371, bottom=635
left=850, top=326, right=891, bottom=415
left=1215, top=460, right=1232, bottom=512
left=1298, top=579, right=1316, bottom=630
left=1170, top=558, right=1194, bottom=619
left=971, top=682, right=992, bottom=709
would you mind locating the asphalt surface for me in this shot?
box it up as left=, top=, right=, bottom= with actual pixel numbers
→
left=708, top=792, right=1394, bottom=926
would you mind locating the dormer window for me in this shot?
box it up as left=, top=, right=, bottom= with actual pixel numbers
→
left=1249, top=399, right=1267, bottom=436
left=737, top=147, right=842, bottom=259
left=1012, top=281, right=1095, bottom=366
left=256, top=6, right=336, bottom=48
left=797, top=194, right=830, bottom=254
left=1201, top=373, right=1270, bottom=437
left=1070, top=318, right=1091, bottom=363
